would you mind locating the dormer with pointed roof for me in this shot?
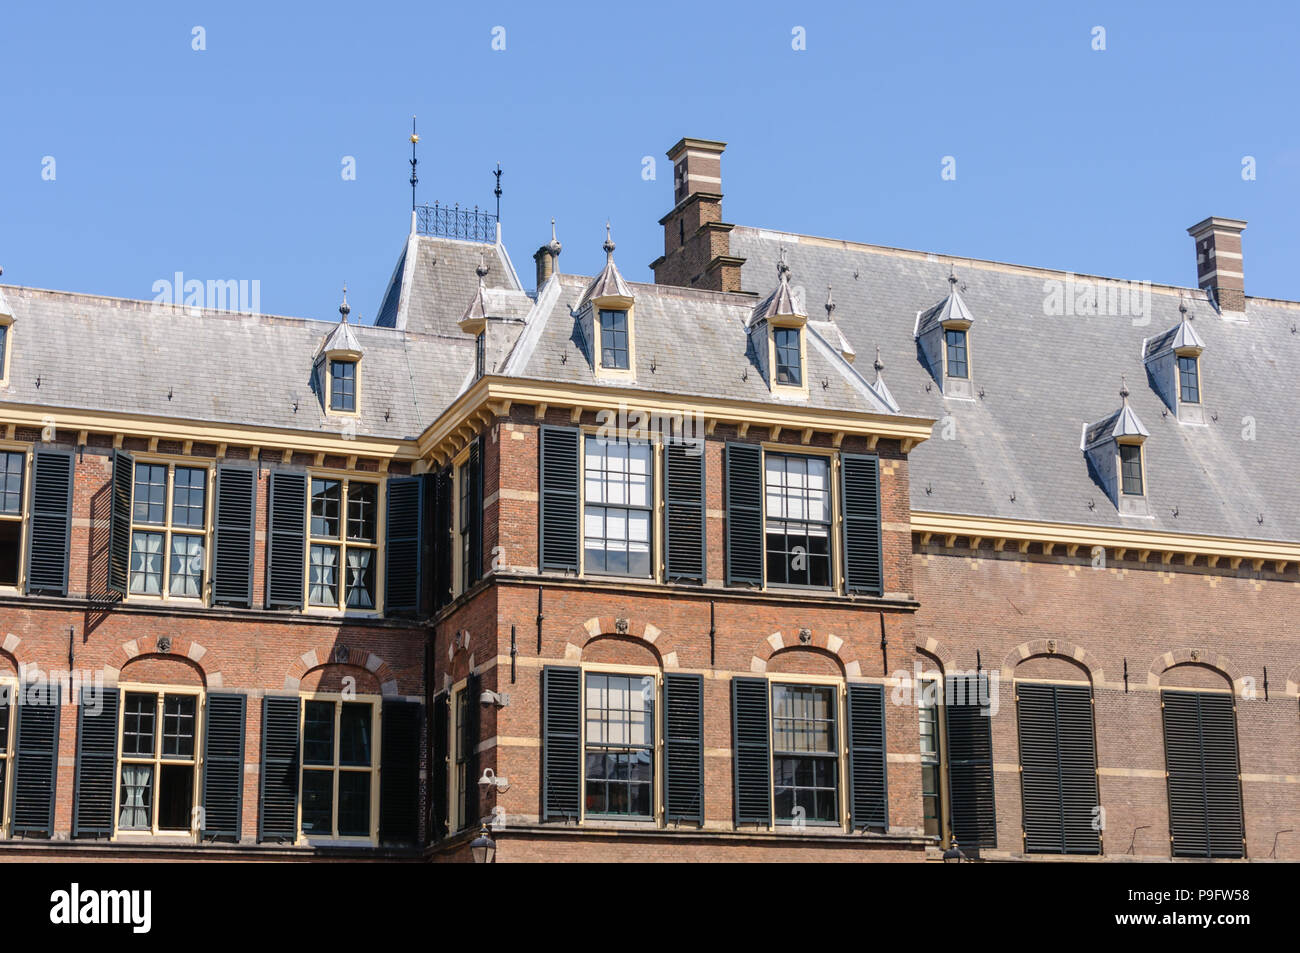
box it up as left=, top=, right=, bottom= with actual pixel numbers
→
left=1143, top=299, right=1208, bottom=425
left=314, top=286, right=363, bottom=416
left=748, top=251, right=809, bottom=397
left=1082, top=379, right=1152, bottom=518
left=915, top=271, right=976, bottom=399
left=577, top=224, right=637, bottom=379
left=455, top=253, right=532, bottom=383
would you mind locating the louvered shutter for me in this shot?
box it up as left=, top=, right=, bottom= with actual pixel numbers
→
left=664, top=443, right=706, bottom=582
left=25, top=447, right=74, bottom=596
left=199, top=692, right=246, bottom=840
left=266, top=471, right=306, bottom=609
left=841, top=453, right=883, bottom=596
left=664, top=673, right=704, bottom=823
left=106, top=449, right=133, bottom=594
left=1162, top=690, right=1244, bottom=858
left=463, top=673, right=481, bottom=826
left=1016, top=682, right=1100, bottom=855
left=541, top=666, right=581, bottom=820
left=379, top=699, right=421, bottom=844
left=72, top=685, right=118, bottom=837
left=731, top=676, right=771, bottom=824
left=539, top=427, right=580, bottom=572
left=945, top=674, right=997, bottom=849
left=431, top=692, right=450, bottom=839
left=12, top=682, right=61, bottom=837
left=724, top=443, right=763, bottom=586
left=384, top=476, right=423, bottom=615
left=212, top=465, right=256, bottom=607
left=432, top=469, right=453, bottom=611
left=258, top=695, right=300, bottom=841
left=467, top=438, right=484, bottom=585
left=847, top=682, right=888, bottom=830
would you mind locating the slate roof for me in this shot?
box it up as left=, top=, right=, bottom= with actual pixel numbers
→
left=731, top=226, right=1300, bottom=542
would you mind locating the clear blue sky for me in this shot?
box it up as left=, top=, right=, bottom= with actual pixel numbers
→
left=5, top=1, right=1298, bottom=322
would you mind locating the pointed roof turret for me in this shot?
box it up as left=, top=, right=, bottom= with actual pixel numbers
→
left=459, top=252, right=492, bottom=331
left=579, top=222, right=634, bottom=307
left=915, top=270, right=975, bottom=336
left=1144, top=298, right=1206, bottom=359
left=319, top=283, right=362, bottom=356
left=752, top=249, right=806, bottom=325
left=1084, top=376, right=1150, bottom=448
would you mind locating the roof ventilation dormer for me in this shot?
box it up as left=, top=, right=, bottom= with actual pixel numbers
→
left=807, top=284, right=856, bottom=366
left=1142, top=299, right=1207, bottom=425
left=315, top=285, right=364, bottom=416
left=748, top=251, right=809, bottom=396
left=578, top=224, right=636, bottom=378
left=1082, top=378, right=1151, bottom=518
left=915, top=270, right=975, bottom=399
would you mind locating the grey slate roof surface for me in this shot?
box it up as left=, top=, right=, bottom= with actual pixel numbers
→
left=732, top=226, right=1300, bottom=542
left=375, top=234, right=522, bottom=336
left=501, top=272, right=895, bottom=415
left=1, top=285, right=470, bottom=441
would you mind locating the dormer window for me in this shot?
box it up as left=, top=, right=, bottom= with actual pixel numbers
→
left=1120, top=443, right=1144, bottom=495
left=944, top=328, right=968, bottom=379
left=0, top=319, right=10, bottom=385
left=599, top=310, right=629, bottom=370
left=1178, top=354, right=1199, bottom=404
left=774, top=327, right=802, bottom=386
left=1143, top=305, right=1205, bottom=425
left=330, top=360, right=357, bottom=412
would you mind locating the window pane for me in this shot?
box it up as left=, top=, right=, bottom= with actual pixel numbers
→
left=330, top=360, right=356, bottom=412
left=303, top=700, right=335, bottom=765
left=171, top=467, right=206, bottom=528
left=775, top=328, right=802, bottom=385
left=339, top=703, right=371, bottom=766
left=311, top=479, right=341, bottom=538
left=133, top=464, right=167, bottom=524
left=309, top=544, right=339, bottom=606
left=129, top=531, right=164, bottom=594
left=945, top=329, right=968, bottom=378
left=118, top=763, right=154, bottom=830
left=301, top=769, right=333, bottom=833
left=161, top=694, right=196, bottom=758
left=599, top=310, right=629, bottom=369
left=121, top=692, right=156, bottom=757
left=157, top=763, right=195, bottom=830
left=0, top=451, right=23, bottom=516
left=1120, top=444, right=1144, bottom=495
left=346, top=482, right=377, bottom=542
left=344, top=548, right=374, bottom=609
left=582, top=438, right=652, bottom=578
left=583, top=673, right=653, bottom=817
left=337, top=772, right=371, bottom=836
left=168, top=534, right=204, bottom=597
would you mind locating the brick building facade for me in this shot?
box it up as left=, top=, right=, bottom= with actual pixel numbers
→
left=0, top=135, right=1294, bottom=862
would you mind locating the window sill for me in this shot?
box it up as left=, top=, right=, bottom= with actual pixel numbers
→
left=298, top=836, right=378, bottom=848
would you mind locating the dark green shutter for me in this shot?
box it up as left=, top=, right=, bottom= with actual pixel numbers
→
left=664, top=673, right=704, bottom=824
left=201, top=692, right=246, bottom=840
left=106, top=449, right=134, bottom=594
left=12, top=682, right=61, bottom=837
left=541, top=666, right=581, bottom=820
left=841, top=453, right=883, bottom=596
left=724, top=443, right=763, bottom=586
left=384, top=476, right=424, bottom=615
left=72, top=685, right=118, bottom=837
left=847, top=682, right=889, bottom=830
left=1162, top=690, right=1245, bottom=858
left=431, top=692, right=450, bottom=839
left=212, top=465, right=256, bottom=607
left=664, top=443, right=706, bottom=582
left=539, top=427, right=580, bottom=572
left=432, top=469, right=453, bottom=611
left=25, top=447, right=74, bottom=596
left=467, top=438, right=484, bottom=585
left=1016, top=682, right=1100, bottom=855
left=258, top=695, right=300, bottom=841
left=945, top=674, right=997, bottom=849
left=731, top=676, right=770, bottom=824
left=379, top=699, right=421, bottom=844
left=463, top=672, right=481, bottom=826
left=266, top=471, right=307, bottom=609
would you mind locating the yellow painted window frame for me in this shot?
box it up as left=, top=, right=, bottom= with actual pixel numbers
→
left=591, top=302, right=637, bottom=381
left=112, top=683, right=205, bottom=841
left=448, top=678, right=473, bottom=833
left=1175, top=349, right=1203, bottom=408
left=758, top=441, right=842, bottom=594
left=0, top=443, right=29, bottom=592
left=917, top=674, right=952, bottom=845
left=766, top=673, right=850, bottom=832
left=324, top=354, right=362, bottom=418
left=296, top=691, right=381, bottom=845
left=0, top=677, right=15, bottom=838
left=125, top=456, right=214, bottom=605
left=577, top=661, right=663, bottom=827
left=304, top=470, right=384, bottom=616
left=577, top=428, right=660, bottom=583
left=766, top=317, right=809, bottom=399
left=451, top=446, right=471, bottom=599
left=941, top=320, right=973, bottom=385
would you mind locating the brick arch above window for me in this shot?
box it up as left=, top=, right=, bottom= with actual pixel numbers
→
left=1285, top=664, right=1300, bottom=699
left=1149, top=648, right=1246, bottom=695
left=915, top=636, right=957, bottom=672
left=108, top=635, right=222, bottom=688
left=118, top=653, right=206, bottom=687
left=567, top=616, right=680, bottom=669
left=1000, top=638, right=1103, bottom=684
left=285, top=645, right=398, bottom=696
left=749, top=629, right=862, bottom=678
left=0, top=633, right=31, bottom=675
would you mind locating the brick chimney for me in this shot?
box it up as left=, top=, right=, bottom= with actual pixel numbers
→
left=533, top=219, right=562, bottom=288
left=1187, top=217, right=1247, bottom=313
left=650, top=138, right=745, bottom=292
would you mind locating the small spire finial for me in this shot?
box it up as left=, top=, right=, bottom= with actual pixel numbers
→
left=1178, top=293, right=1188, bottom=318
left=493, top=161, right=503, bottom=220
left=825, top=285, right=835, bottom=317
left=1120, top=375, right=1130, bottom=403
left=475, top=250, right=490, bottom=281
left=409, top=116, right=419, bottom=212
left=548, top=217, right=562, bottom=257
left=777, top=247, right=791, bottom=281
left=948, top=265, right=958, bottom=288
left=873, top=345, right=884, bottom=379
left=602, top=221, right=616, bottom=258
left=339, top=283, right=351, bottom=322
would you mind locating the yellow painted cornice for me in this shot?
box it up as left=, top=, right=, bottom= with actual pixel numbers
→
left=0, top=402, right=419, bottom=461
left=912, top=510, right=1300, bottom=565
left=416, top=376, right=936, bottom=463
